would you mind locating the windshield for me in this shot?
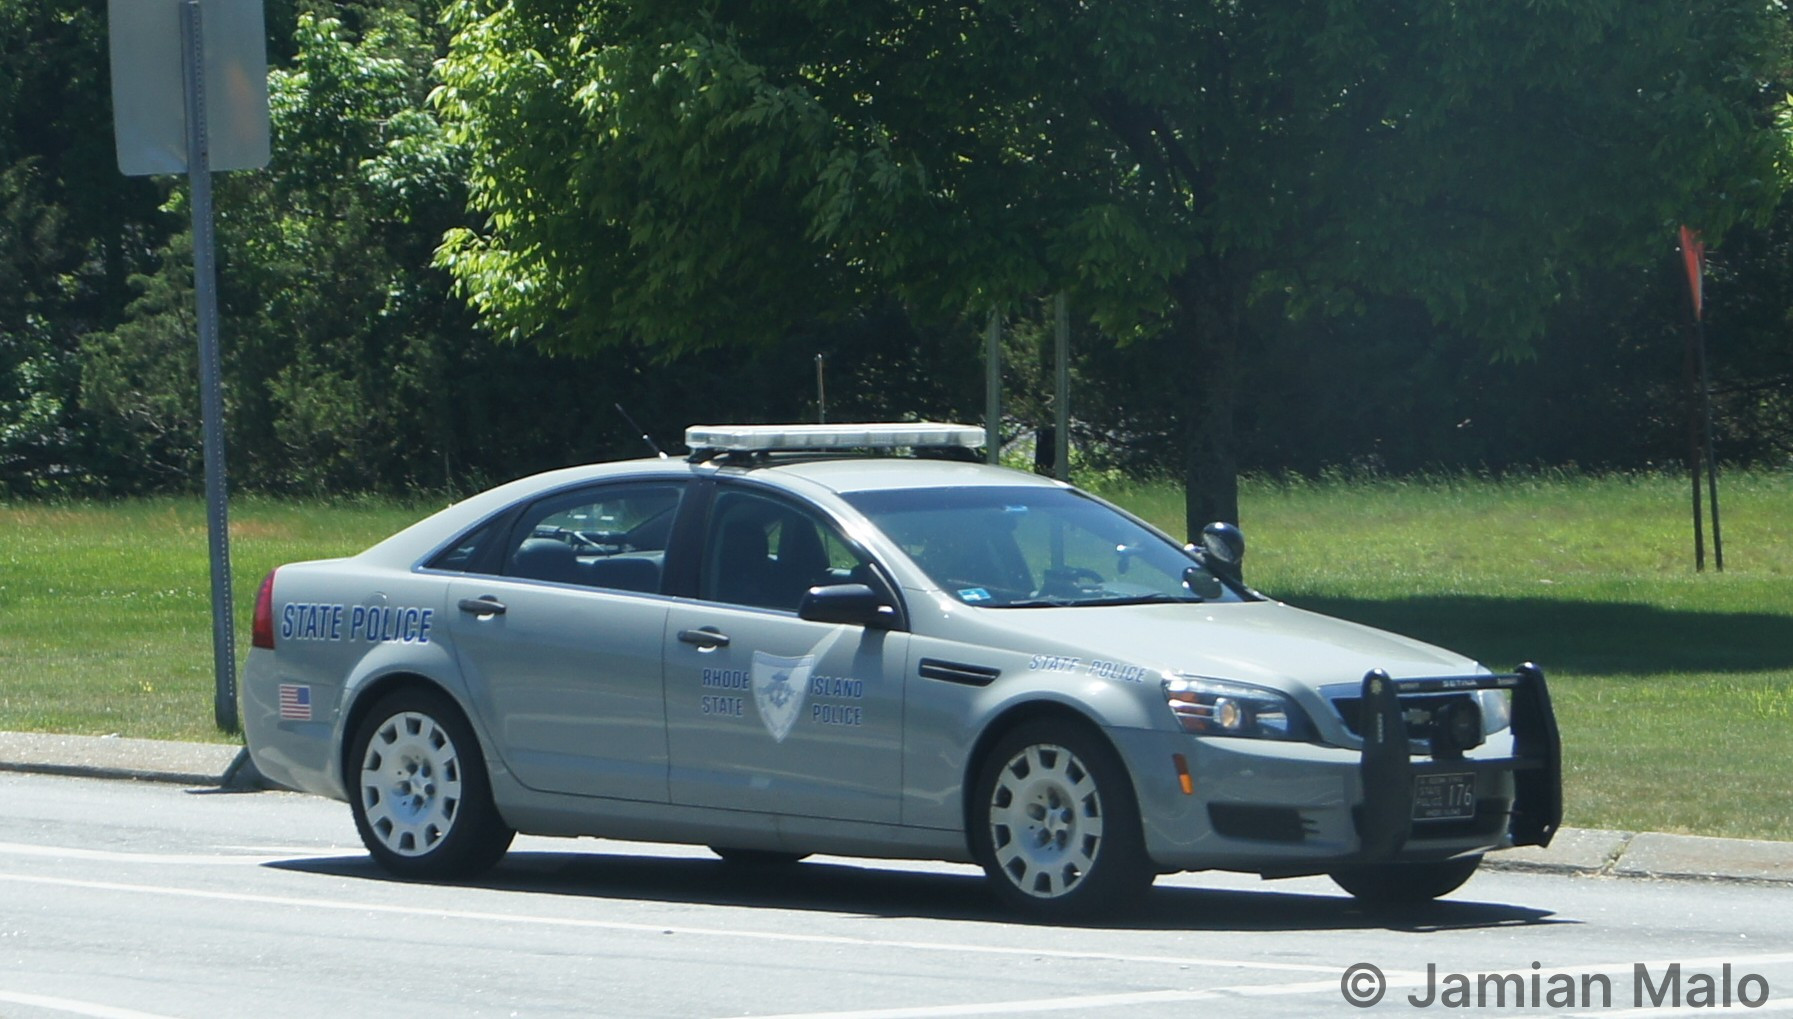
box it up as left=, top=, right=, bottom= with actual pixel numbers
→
left=843, top=486, right=1243, bottom=607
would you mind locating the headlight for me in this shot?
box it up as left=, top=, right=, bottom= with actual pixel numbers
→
left=1163, top=676, right=1313, bottom=741
left=1478, top=688, right=1512, bottom=735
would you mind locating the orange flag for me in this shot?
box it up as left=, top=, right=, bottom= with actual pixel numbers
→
left=1679, top=225, right=1705, bottom=320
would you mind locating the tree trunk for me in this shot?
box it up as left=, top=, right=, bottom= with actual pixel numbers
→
left=1171, top=261, right=1242, bottom=538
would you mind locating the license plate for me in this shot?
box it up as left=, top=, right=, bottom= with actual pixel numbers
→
left=1413, top=772, right=1476, bottom=820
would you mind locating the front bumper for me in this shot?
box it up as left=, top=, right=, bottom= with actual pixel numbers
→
left=1118, top=664, right=1562, bottom=876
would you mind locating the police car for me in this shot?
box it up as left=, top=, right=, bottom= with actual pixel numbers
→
left=243, top=423, right=1561, bottom=918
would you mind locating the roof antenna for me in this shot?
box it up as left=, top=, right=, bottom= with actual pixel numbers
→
left=615, top=403, right=668, bottom=459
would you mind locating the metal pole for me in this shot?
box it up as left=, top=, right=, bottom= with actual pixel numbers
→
left=1683, top=318, right=1705, bottom=571
left=184, top=0, right=238, bottom=732
left=984, top=310, right=1000, bottom=464
left=1696, top=316, right=1724, bottom=571
left=1053, top=293, right=1070, bottom=481
left=815, top=353, right=826, bottom=424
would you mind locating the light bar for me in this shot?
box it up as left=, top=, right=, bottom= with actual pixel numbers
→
left=686, top=422, right=985, bottom=453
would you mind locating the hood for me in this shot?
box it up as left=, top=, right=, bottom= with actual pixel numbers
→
left=962, top=599, right=1482, bottom=692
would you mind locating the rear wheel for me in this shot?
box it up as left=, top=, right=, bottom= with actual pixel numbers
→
left=1330, top=854, right=1483, bottom=904
left=349, top=688, right=514, bottom=880
left=970, top=719, right=1153, bottom=919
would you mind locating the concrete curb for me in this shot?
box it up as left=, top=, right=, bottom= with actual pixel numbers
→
left=1480, top=828, right=1793, bottom=885
left=0, top=731, right=272, bottom=791
left=3, top=731, right=1790, bottom=884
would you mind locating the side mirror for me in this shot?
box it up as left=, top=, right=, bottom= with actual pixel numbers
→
left=1199, top=521, right=1246, bottom=583
left=798, top=583, right=898, bottom=628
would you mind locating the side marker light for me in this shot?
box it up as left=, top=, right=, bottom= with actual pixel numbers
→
left=1172, top=753, right=1194, bottom=796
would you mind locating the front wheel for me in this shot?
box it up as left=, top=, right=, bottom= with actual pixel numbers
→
left=970, top=720, right=1153, bottom=919
left=1330, top=854, right=1483, bottom=904
left=349, top=688, right=514, bottom=880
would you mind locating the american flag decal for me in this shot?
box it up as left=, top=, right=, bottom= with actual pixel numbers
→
left=278, top=684, right=312, bottom=721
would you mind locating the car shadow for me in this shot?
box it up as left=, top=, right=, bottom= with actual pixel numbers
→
left=265, top=850, right=1566, bottom=933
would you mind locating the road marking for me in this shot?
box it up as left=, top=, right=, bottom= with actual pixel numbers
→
left=0, top=991, right=182, bottom=1019
left=0, top=870, right=1374, bottom=977
left=8, top=867, right=1793, bottom=1019
left=213, top=844, right=358, bottom=855
left=0, top=841, right=287, bottom=866
left=739, top=981, right=1344, bottom=1018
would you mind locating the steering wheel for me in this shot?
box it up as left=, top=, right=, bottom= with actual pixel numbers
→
left=1039, top=566, right=1104, bottom=596
left=570, top=530, right=629, bottom=553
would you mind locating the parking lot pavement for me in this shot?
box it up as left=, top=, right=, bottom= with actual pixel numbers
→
left=3, top=729, right=1789, bottom=885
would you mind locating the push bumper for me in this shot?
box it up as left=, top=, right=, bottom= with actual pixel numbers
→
left=1356, top=663, right=1562, bottom=860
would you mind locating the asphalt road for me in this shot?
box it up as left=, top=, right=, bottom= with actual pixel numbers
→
left=3, top=772, right=1791, bottom=1019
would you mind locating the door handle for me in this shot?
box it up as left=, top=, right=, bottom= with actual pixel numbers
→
left=458, top=596, right=507, bottom=616
left=677, top=627, right=730, bottom=649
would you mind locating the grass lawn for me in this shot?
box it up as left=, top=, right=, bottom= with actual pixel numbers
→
left=0, top=497, right=421, bottom=743
left=3, top=472, right=1790, bottom=840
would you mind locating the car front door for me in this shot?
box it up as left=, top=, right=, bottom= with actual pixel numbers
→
left=447, top=479, right=686, bottom=802
left=663, top=487, right=908, bottom=823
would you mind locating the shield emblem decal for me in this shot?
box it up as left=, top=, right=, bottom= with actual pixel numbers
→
left=751, top=651, right=815, bottom=743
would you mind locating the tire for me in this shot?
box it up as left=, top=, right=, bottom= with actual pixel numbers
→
left=1330, top=854, right=1483, bottom=905
left=349, top=688, right=515, bottom=880
left=969, top=719, right=1154, bottom=919
left=709, top=847, right=811, bottom=867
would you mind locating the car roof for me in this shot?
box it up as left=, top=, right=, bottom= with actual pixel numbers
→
left=734, top=456, right=1067, bottom=495
left=354, top=453, right=1068, bottom=568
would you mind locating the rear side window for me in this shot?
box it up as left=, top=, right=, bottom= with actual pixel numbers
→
left=501, top=482, right=685, bottom=593
left=425, top=518, right=503, bottom=573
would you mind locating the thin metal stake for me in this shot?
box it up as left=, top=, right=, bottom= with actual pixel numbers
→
left=1053, top=293, right=1070, bottom=481
left=1696, top=315, right=1723, bottom=571
left=985, top=310, right=1001, bottom=464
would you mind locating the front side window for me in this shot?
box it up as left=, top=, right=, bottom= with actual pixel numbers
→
left=502, top=482, right=684, bottom=593
left=701, top=490, right=874, bottom=612
left=845, top=486, right=1242, bottom=608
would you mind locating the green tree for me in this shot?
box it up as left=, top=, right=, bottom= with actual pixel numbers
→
left=84, top=4, right=505, bottom=494
left=0, top=0, right=169, bottom=493
left=1700, top=188, right=1793, bottom=465
left=436, top=0, right=1788, bottom=531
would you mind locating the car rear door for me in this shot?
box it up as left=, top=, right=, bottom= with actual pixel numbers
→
left=446, top=479, right=686, bottom=802
left=662, top=486, right=908, bottom=824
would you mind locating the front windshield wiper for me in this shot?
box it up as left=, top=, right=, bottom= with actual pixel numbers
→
left=1072, top=592, right=1204, bottom=607
left=991, top=592, right=1203, bottom=609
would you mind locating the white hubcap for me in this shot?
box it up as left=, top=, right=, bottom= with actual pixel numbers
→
left=359, top=711, right=463, bottom=857
left=988, top=743, right=1103, bottom=898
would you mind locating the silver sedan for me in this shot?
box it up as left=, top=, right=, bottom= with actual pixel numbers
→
left=244, top=423, right=1560, bottom=919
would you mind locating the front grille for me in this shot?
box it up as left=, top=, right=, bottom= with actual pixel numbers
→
left=1334, top=692, right=1477, bottom=742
